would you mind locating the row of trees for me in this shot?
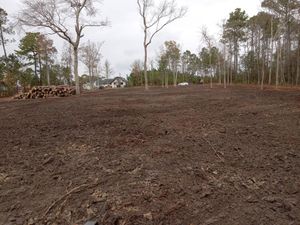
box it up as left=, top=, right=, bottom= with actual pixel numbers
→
left=0, top=0, right=115, bottom=95
left=128, top=39, right=219, bottom=87
left=0, top=8, right=117, bottom=95
left=0, top=31, right=115, bottom=95
left=133, top=0, right=300, bottom=89
left=0, top=29, right=85, bottom=94
left=17, top=0, right=109, bottom=94
left=0, top=31, right=72, bottom=94
left=1, top=0, right=300, bottom=93
left=221, top=0, right=300, bottom=89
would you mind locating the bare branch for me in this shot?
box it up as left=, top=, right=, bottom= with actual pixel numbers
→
left=137, top=0, right=187, bottom=89
left=18, top=0, right=108, bottom=95
left=148, top=6, right=187, bottom=46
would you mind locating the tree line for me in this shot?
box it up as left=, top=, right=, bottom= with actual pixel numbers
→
left=222, top=0, right=300, bottom=89
left=1, top=0, right=300, bottom=95
left=0, top=32, right=114, bottom=96
left=130, top=0, right=300, bottom=89
left=0, top=29, right=74, bottom=94
left=0, top=0, right=111, bottom=95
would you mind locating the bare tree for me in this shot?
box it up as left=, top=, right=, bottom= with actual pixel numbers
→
left=0, top=8, right=8, bottom=59
left=61, top=44, right=73, bottom=84
left=268, top=15, right=274, bottom=85
left=104, top=59, right=114, bottom=79
left=137, top=0, right=187, bottom=90
left=80, top=41, right=102, bottom=89
left=276, top=37, right=281, bottom=89
left=201, top=27, right=214, bottom=89
left=220, top=21, right=227, bottom=88
left=0, top=8, right=14, bottom=59
left=18, top=0, right=108, bottom=94
left=164, top=40, right=180, bottom=86
left=223, top=43, right=227, bottom=88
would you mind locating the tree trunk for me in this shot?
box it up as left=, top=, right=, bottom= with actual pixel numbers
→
left=268, top=40, right=273, bottom=85
left=173, top=68, right=176, bottom=87
left=229, top=53, right=233, bottom=85
left=227, top=53, right=231, bottom=85
left=209, top=52, right=212, bottom=89
left=174, top=69, right=178, bottom=87
left=0, top=25, right=7, bottom=59
left=223, top=44, right=227, bottom=88
left=73, top=47, right=80, bottom=94
left=232, top=37, right=239, bottom=83
left=143, top=44, right=149, bottom=90
left=286, top=17, right=291, bottom=86
left=92, top=66, right=95, bottom=89
left=89, top=65, right=92, bottom=90
left=161, top=71, right=165, bottom=87
left=246, top=40, right=250, bottom=84
left=257, top=30, right=261, bottom=86
left=165, top=71, right=169, bottom=88
left=34, top=54, right=38, bottom=79
left=296, top=39, right=300, bottom=86
left=250, top=30, right=254, bottom=83
left=69, top=44, right=73, bottom=84
left=261, top=40, right=265, bottom=90
left=218, top=57, right=221, bottom=85
left=280, top=42, right=285, bottom=85
left=268, top=17, right=273, bottom=85
left=296, top=55, right=300, bottom=86
left=234, top=44, right=238, bottom=82
left=46, top=54, right=50, bottom=86
left=38, top=54, right=42, bottom=85
left=276, top=39, right=281, bottom=89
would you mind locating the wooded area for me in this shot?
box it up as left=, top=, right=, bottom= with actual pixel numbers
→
left=0, top=0, right=299, bottom=96
left=0, top=0, right=107, bottom=96
left=129, top=0, right=300, bottom=89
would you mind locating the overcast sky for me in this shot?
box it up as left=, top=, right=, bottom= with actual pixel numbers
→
left=0, top=0, right=262, bottom=76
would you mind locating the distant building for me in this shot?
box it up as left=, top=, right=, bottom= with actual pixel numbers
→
left=97, top=77, right=127, bottom=89
left=81, top=76, right=127, bottom=90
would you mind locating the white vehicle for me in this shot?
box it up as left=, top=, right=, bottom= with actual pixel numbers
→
left=178, top=82, right=189, bottom=86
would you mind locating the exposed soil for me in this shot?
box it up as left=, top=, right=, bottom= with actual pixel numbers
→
left=0, top=85, right=299, bottom=225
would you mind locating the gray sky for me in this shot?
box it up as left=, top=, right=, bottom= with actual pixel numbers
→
left=0, top=0, right=262, bottom=76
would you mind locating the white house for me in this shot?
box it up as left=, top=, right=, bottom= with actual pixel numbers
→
left=98, top=77, right=127, bottom=89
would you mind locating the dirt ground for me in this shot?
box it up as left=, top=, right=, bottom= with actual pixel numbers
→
left=0, top=85, right=299, bottom=225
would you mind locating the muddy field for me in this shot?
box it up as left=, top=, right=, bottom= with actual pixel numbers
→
left=0, top=85, right=299, bottom=225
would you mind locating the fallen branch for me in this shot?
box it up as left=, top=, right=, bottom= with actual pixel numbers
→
left=201, top=136, right=225, bottom=161
left=42, top=180, right=101, bottom=219
left=234, top=147, right=244, bottom=158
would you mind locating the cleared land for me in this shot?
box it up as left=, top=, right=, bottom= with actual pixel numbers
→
left=0, top=85, right=299, bottom=225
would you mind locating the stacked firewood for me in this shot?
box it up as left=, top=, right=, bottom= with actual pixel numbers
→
left=13, top=86, right=76, bottom=99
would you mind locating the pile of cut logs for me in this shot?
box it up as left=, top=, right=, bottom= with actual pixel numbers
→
left=13, top=86, right=76, bottom=99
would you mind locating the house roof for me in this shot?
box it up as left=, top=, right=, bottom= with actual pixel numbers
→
left=98, top=77, right=127, bottom=86
left=98, top=78, right=114, bottom=85
left=113, top=77, right=127, bottom=84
